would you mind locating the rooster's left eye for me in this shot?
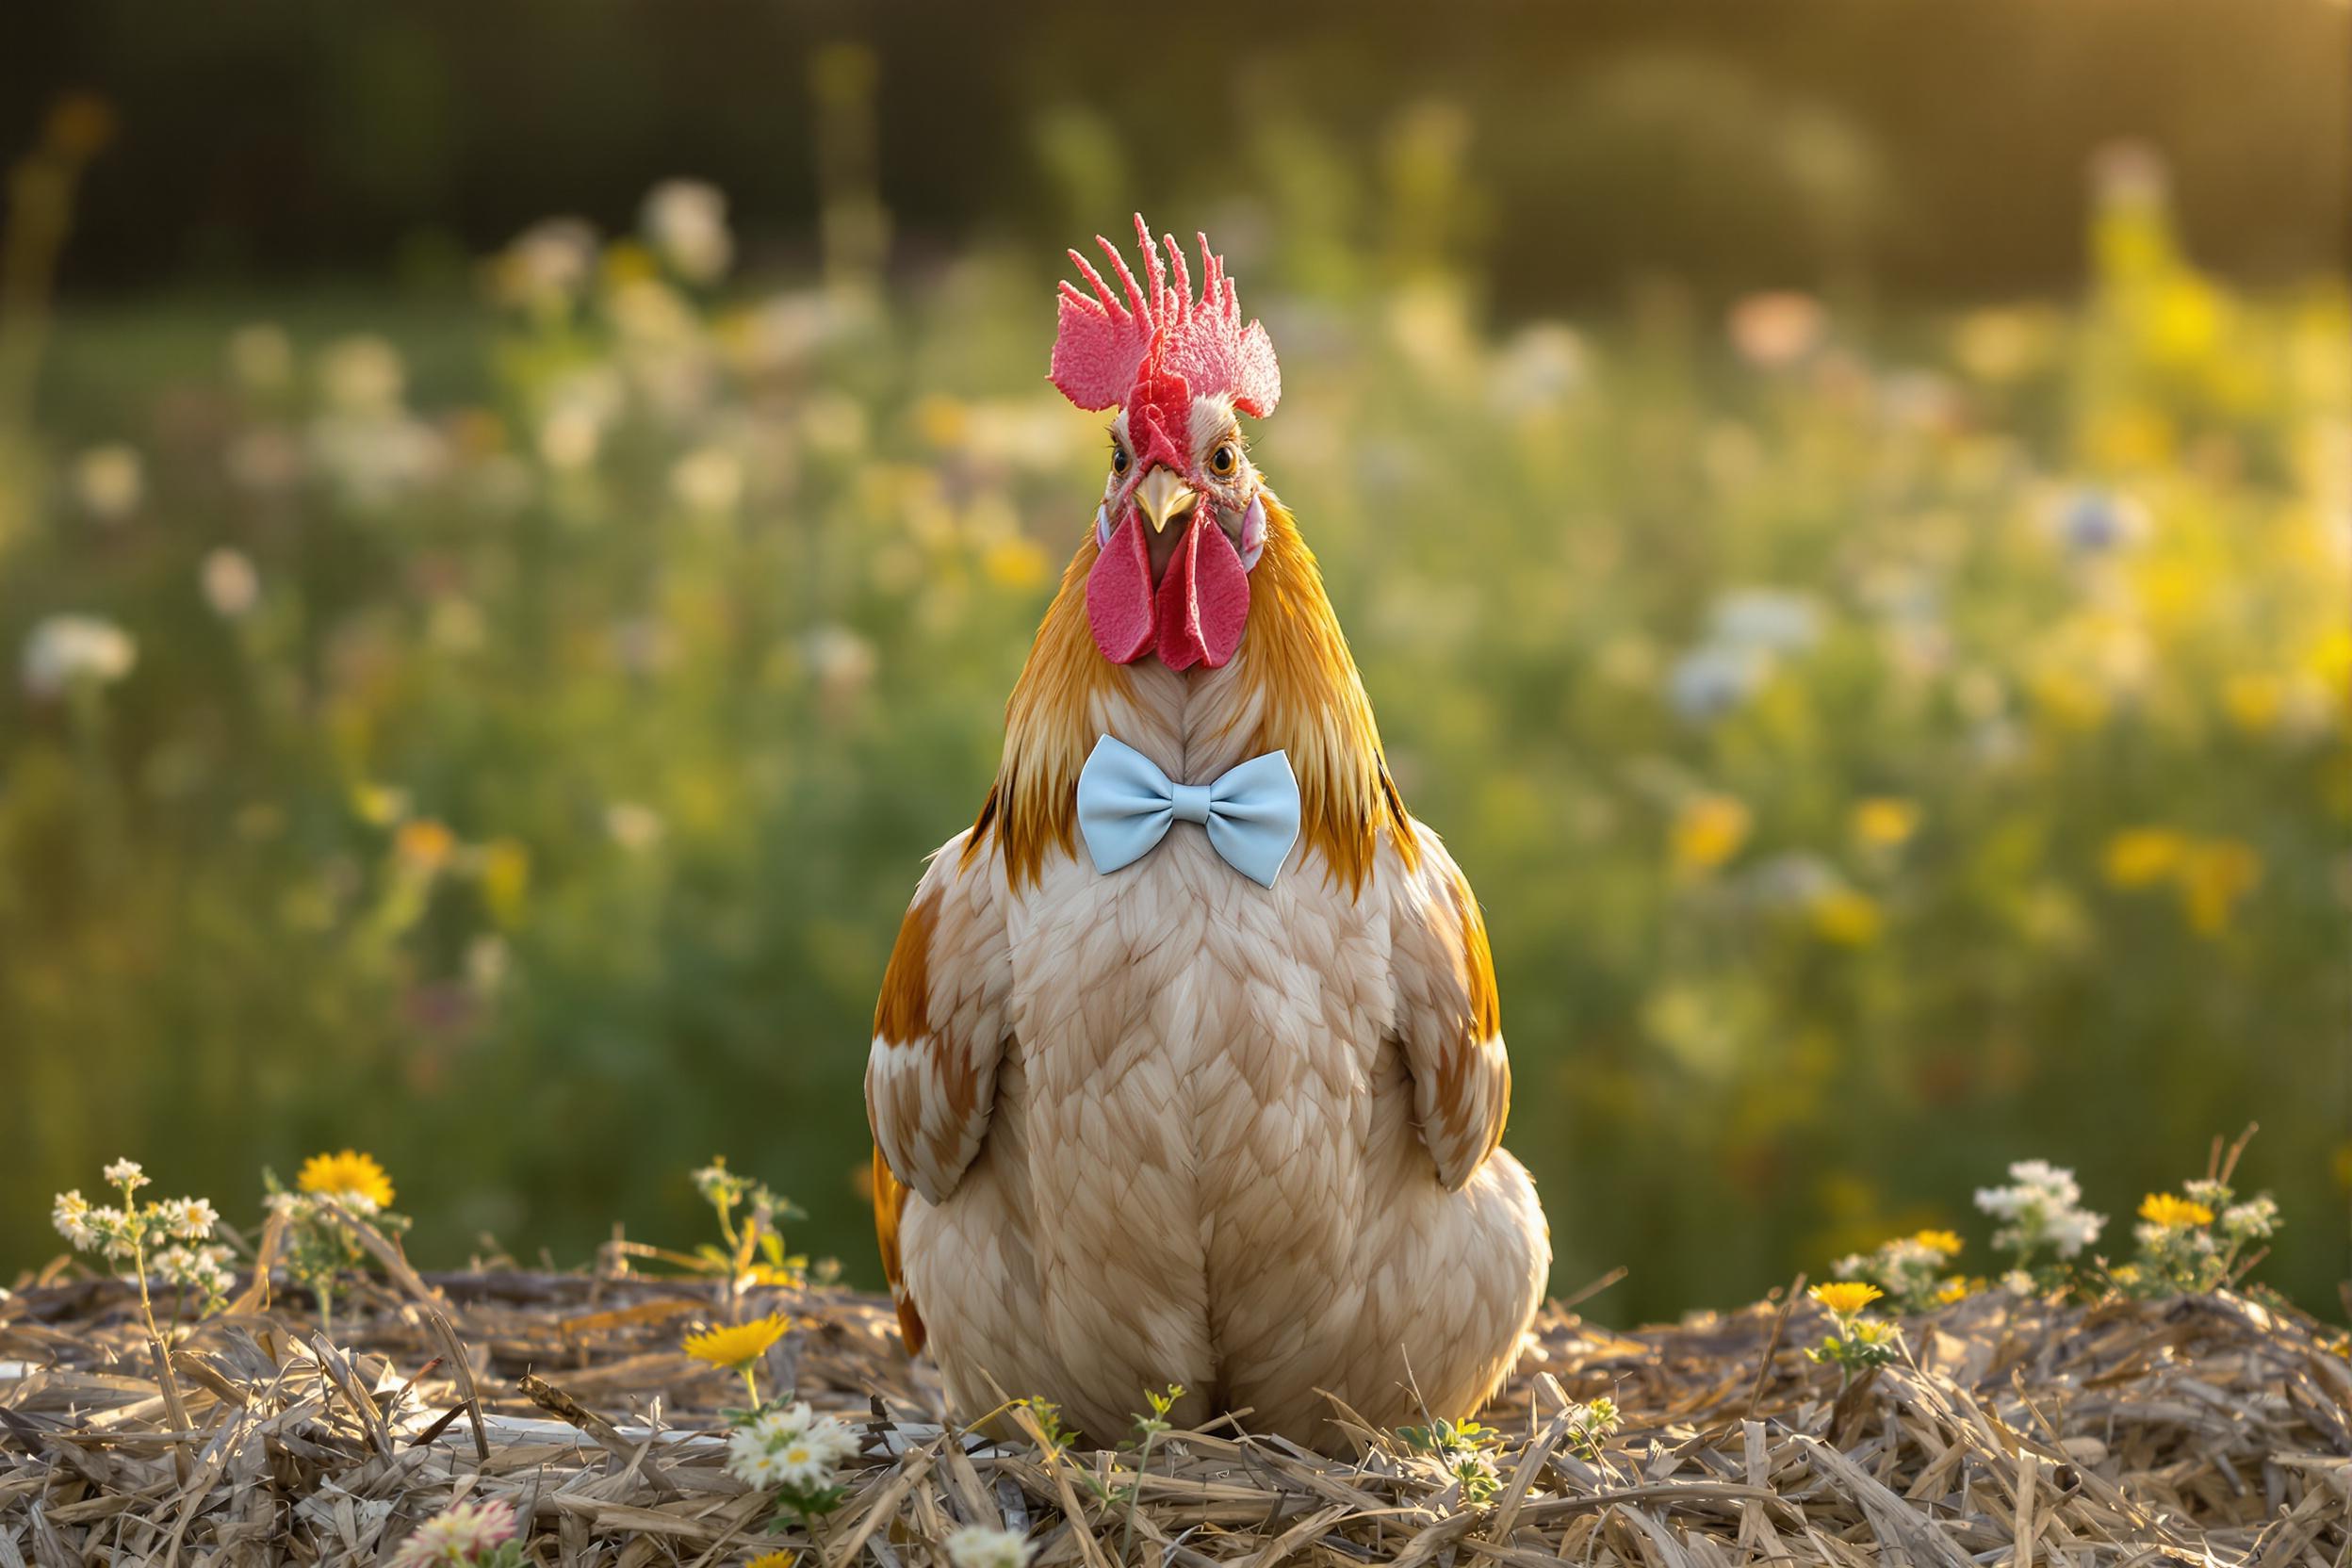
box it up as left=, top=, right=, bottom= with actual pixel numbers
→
left=1210, top=445, right=1236, bottom=476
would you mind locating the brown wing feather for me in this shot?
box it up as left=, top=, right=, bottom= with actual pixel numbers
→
left=870, top=1144, right=926, bottom=1355
left=1392, top=824, right=1512, bottom=1189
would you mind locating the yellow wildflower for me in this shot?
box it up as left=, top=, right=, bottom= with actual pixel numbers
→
left=1670, top=793, right=1751, bottom=876
left=1810, top=889, right=1883, bottom=947
left=1809, top=1282, right=1884, bottom=1317
left=683, top=1315, right=791, bottom=1370
left=1934, top=1278, right=1972, bottom=1305
left=1852, top=797, right=1920, bottom=849
left=2178, top=840, right=2260, bottom=936
left=1912, top=1230, right=1964, bottom=1256
left=745, top=1553, right=798, bottom=1568
left=395, top=818, right=457, bottom=873
left=2101, top=827, right=2187, bottom=889
left=298, top=1150, right=395, bottom=1208
left=2222, top=674, right=2284, bottom=734
left=2137, top=1193, right=2213, bottom=1228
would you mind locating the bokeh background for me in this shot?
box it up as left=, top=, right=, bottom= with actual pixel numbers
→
left=3, top=1, right=2346, bottom=1324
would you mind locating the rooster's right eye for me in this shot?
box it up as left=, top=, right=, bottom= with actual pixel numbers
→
left=1111, top=448, right=1131, bottom=476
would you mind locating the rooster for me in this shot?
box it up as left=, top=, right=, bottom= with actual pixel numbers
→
left=867, top=217, right=1547, bottom=1448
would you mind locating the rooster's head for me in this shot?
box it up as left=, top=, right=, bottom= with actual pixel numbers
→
left=1049, top=215, right=1282, bottom=672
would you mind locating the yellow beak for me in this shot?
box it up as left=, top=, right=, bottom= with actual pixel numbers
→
left=1135, top=468, right=1196, bottom=533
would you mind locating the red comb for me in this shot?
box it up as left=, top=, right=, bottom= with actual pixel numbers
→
left=1049, top=214, right=1282, bottom=419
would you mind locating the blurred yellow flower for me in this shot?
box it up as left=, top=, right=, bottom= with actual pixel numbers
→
left=1852, top=797, right=1920, bottom=849
left=2222, top=674, right=2285, bottom=733
left=1912, top=1230, right=1964, bottom=1256
left=396, top=819, right=458, bottom=873
left=1809, top=1282, right=1883, bottom=1317
left=2178, top=840, right=2260, bottom=936
left=684, top=1315, right=791, bottom=1370
left=981, top=537, right=1050, bottom=590
left=913, top=394, right=970, bottom=449
left=602, top=239, right=661, bottom=289
left=1810, top=889, right=1883, bottom=947
left=299, top=1150, right=395, bottom=1207
left=1671, top=793, right=1751, bottom=876
left=351, top=782, right=411, bottom=826
left=2102, top=827, right=2187, bottom=888
left=745, top=1554, right=798, bottom=1568
left=2138, top=1193, right=2213, bottom=1228
left=1934, top=1278, right=1973, bottom=1305
left=479, top=839, right=531, bottom=926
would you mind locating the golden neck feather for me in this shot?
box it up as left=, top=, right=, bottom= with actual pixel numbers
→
left=966, top=494, right=1415, bottom=892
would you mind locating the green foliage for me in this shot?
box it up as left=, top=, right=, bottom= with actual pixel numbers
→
left=0, top=142, right=2344, bottom=1324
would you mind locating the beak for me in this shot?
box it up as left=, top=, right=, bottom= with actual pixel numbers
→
left=1135, top=467, right=1196, bottom=534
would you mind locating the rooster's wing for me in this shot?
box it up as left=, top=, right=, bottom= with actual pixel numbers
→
left=1389, top=824, right=1512, bottom=1190
left=866, top=832, right=1011, bottom=1352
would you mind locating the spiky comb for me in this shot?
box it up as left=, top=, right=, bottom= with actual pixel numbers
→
left=1049, top=215, right=1281, bottom=420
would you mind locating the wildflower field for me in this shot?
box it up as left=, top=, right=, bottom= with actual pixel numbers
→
left=2, top=113, right=2346, bottom=1331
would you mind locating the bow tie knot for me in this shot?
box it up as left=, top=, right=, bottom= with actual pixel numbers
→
left=1076, top=735, right=1301, bottom=888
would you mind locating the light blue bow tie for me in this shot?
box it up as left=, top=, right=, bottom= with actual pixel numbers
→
left=1076, top=735, right=1300, bottom=889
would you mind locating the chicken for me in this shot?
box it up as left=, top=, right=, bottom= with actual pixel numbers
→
left=867, top=217, right=1548, bottom=1449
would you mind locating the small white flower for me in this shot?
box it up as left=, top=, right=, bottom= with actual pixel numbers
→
left=641, top=179, right=734, bottom=284
left=388, top=1497, right=518, bottom=1568
left=318, top=335, right=405, bottom=415
left=74, top=443, right=145, bottom=521
left=103, top=1159, right=148, bottom=1192
left=2220, top=1196, right=2278, bottom=1240
left=2000, top=1270, right=2039, bottom=1297
left=945, top=1525, right=1037, bottom=1568
left=52, top=1190, right=97, bottom=1249
left=23, top=614, right=137, bottom=697
left=158, top=1197, right=220, bottom=1241
left=201, top=548, right=261, bottom=619
left=607, top=802, right=667, bottom=853
left=670, top=446, right=744, bottom=514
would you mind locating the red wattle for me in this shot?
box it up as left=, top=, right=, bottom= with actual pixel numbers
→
left=1155, top=509, right=1250, bottom=671
left=1086, top=511, right=1157, bottom=663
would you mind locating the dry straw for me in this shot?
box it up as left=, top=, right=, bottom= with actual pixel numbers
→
left=2, top=1257, right=2346, bottom=1566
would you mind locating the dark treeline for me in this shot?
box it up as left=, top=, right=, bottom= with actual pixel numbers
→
left=6, top=0, right=2346, bottom=307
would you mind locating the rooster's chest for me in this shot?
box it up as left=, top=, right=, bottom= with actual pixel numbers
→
left=1002, top=834, right=1396, bottom=1123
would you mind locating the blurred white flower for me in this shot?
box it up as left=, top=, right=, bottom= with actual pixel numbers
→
left=23, top=614, right=138, bottom=697
left=605, top=802, right=667, bottom=852
left=1974, top=1160, right=2107, bottom=1261
left=803, top=623, right=877, bottom=701
left=1666, top=642, right=1767, bottom=722
left=1727, top=291, right=1825, bottom=368
left=641, top=179, right=734, bottom=285
left=388, top=1498, right=518, bottom=1568
left=670, top=446, right=744, bottom=514
left=227, top=323, right=295, bottom=392
left=494, top=218, right=599, bottom=311
left=73, top=443, right=144, bottom=521
left=945, top=1526, right=1037, bottom=1568
left=2045, top=487, right=2148, bottom=555
left=318, top=335, right=405, bottom=415
left=52, top=1190, right=97, bottom=1249
left=201, top=548, right=261, bottom=619
left=1709, top=589, right=1821, bottom=654
left=103, top=1158, right=146, bottom=1190
left=537, top=369, right=626, bottom=472
left=1488, top=323, right=1589, bottom=415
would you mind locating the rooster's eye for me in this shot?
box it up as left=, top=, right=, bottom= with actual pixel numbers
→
left=1210, top=444, right=1236, bottom=476
left=1111, top=447, right=1131, bottom=477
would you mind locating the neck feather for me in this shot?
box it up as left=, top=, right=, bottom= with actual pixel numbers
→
left=967, top=494, right=1415, bottom=892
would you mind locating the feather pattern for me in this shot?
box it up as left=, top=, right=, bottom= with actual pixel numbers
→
left=879, top=493, right=1546, bottom=1450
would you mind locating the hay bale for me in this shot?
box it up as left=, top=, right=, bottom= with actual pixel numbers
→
left=2, top=1266, right=2344, bottom=1565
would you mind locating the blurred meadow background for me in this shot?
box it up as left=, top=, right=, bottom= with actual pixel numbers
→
left=3, top=1, right=2346, bottom=1324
